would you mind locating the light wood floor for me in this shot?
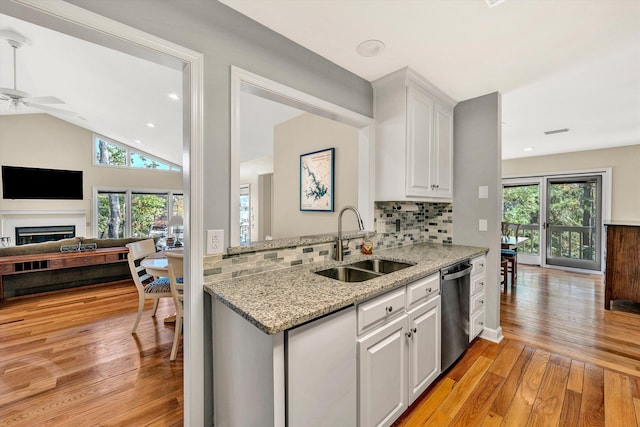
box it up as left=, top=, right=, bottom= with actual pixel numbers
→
left=0, top=282, right=183, bottom=426
left=397, top=265, right=640, bottom=426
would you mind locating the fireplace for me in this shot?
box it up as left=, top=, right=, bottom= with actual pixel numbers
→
left=15, top=225, right=76, bottom=246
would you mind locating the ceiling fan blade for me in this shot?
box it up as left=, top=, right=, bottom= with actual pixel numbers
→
left=23, top=102, right=79, bottom=117
left=22, top=96, right=65, bottom=105
left=0, top=87, right=31, bottom=99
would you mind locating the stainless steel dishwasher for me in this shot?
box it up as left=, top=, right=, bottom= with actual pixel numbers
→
left=440, top=260, right=473, bottom=371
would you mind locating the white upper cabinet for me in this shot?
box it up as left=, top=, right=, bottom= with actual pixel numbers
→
left=374, top=68, right=455, bottom=201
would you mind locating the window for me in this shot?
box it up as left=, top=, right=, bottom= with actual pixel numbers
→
left=93, top=134, right=181, bottom=172
left=95, top=189, right=183, bottom=243
left=97, top=191, right=127, bottom=238
left=131, top=151, right=170, bottom=170
left=95, top=137, right=127, bottom=167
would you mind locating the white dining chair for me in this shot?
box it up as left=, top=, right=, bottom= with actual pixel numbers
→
left=165, top=251, right=184, bottom=361
left=126, top=239, right=173, bottom=334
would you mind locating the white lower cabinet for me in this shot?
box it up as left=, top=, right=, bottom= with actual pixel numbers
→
left=469, top=255, right=486, bottom=341
left=358, top=314, right=408, bottom=427
left=358, top=273, right=442, bottom=427
left=408, top=295, right=441, bottom=403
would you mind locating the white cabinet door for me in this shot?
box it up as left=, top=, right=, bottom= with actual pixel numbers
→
left=359, top=314, right=408, bottom=427
left=407, top=295, right=441, bottom=403
left=405, top=85, right=435, bottom=198
left=433, top=104, right=453, bottom=198
left=288, top=307, right=357, bottom=427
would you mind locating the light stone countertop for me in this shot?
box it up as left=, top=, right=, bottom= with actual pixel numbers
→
left=204, top=242, right=488, bottom=335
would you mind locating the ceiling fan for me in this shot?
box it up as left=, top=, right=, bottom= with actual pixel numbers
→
left=0, top=31, right=79, bottom=117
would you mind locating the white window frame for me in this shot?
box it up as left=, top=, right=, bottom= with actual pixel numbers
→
left=93, top=134, right=182, bottom=172
left=93, top=186, right=184, bottom=238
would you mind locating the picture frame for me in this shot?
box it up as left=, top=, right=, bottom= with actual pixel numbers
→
left=300, top=147, right=335, bottom=212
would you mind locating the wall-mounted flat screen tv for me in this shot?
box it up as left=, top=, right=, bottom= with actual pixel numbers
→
left=2, top=165, right=83, bottom=200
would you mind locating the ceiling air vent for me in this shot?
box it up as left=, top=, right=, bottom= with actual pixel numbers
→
left=544, top=128, right=570, bottom=135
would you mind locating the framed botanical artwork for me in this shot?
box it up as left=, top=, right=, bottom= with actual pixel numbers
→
left=300, top=147, right=335, bottom=211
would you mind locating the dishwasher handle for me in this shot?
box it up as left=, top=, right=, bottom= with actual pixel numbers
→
left=441, top=264, right=473, bottom=281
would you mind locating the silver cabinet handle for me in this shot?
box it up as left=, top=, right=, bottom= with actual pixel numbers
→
left=426, top=287, right=432, bottom=293
left=386, top=306, right=393, bottom=313
left=405, top=331, right=412, bottom=338
left=412, top=327, right=417, bottom=334
left=480, top=300, right=484, bottom=304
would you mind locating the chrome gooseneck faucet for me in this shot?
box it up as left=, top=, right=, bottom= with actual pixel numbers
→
left=335, top=206, right=364, bottom=261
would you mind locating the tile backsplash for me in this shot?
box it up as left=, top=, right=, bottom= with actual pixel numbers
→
left=374, top=201, right=453, bottom=249
left=203, top=201, right=452, bottom=283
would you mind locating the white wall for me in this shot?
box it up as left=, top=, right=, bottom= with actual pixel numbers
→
left=503, top=144, right=640, bottom=221
left=272, top=113, right=359, bottom=238
left=0, top=114, right=183, bottom=236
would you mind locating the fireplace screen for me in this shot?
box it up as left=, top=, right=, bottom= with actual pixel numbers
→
left=15, top=225, right=76, bottom=246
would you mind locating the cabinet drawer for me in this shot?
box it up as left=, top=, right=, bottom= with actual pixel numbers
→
left=49, top=259, right=65, bottom=269
left=471, top=256, right=486, bottom=275
left=64, top=255, right=105, bottom=267
left=0, top=263, right=14, bottom=274
left=470, top=309, right=485, bottom=341
left=105, top=253, right=121, bottom=263
left=406, top=273, right=439, bottom=308
left=358, top=287, right=406, bottom=335
left=470, top=291, right=486, bottom=315
left=470, top=273, right=486, bottom=296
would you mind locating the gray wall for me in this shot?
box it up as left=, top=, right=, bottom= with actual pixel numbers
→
left=452, top=92, right=502, bottom=335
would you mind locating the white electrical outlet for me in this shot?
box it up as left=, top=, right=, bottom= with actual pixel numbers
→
left=207, top=229, right=224, bottom=254
left=479, top=219, right=488, bottom=232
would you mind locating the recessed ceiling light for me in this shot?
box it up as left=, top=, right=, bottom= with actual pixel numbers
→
left=134, top=139, right=142, bottom=144
left=485, top=0, right=507, bottom=7
left=544, top=128, right=569, bottom=135
left=168, top=93, right=180, bottom=101
left=523, top=147, right=535, bottom=152
left=147, top=123, right=155, bottom=128
left=356, top=39, right=385, bottom=57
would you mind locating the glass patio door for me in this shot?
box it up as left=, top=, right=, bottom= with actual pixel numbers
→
left=545, top=175, right=602, bottom=271
left=502, top=179, right=542, bottom=265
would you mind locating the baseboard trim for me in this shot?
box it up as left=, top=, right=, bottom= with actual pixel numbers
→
left=479, top=326, right=504, bottom=343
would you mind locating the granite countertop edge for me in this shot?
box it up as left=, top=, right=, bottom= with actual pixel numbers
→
left=204, top=243, right=489, bottom=335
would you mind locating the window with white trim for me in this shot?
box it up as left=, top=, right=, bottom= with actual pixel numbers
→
left=96, top=188, right=183, bottom=245
left=94, top=134, right=182, bottom=172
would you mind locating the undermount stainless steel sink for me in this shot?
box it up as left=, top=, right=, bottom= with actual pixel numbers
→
left=314, top=258, right=414, bottom=283
left=314, top=266, right=383, bottom=282
left=348, top=259, right=415, bottom=274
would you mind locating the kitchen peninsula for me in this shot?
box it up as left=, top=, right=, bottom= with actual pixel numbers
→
left=205, top=241, right=488, bottom=427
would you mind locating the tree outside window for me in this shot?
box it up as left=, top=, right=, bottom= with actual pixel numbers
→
left=97, top=192, right=126, bottom=238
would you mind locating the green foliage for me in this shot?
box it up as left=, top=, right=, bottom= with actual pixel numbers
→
left=131, top=194, right=168, bottom=237
left=97, top=193, right=125, bottom=238
left=503, top=185, right=539, bottom=225
left=548, top=183, right=596, bottom=227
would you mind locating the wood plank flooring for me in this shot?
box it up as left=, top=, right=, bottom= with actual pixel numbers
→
left=0, top=282, right=183, bottom=426
left=396, top=265, right=640, bottom=426
left=2, top=265, right=640, bottom=426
